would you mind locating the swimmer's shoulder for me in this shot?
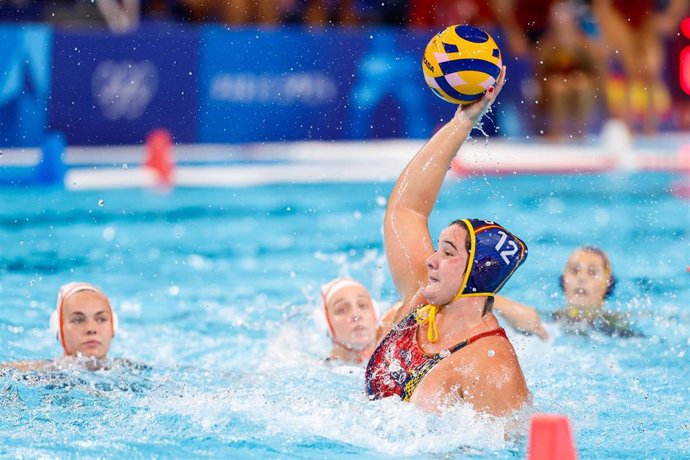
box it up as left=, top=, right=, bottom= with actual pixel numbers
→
left=0, top=360, right=52, bottom=372
left=376, top=301, right=422, bottom=343
left=595, top=311, right=644, bottom=338
left=436, top=333, right=528, bottom=416
left=550, top=308, right=592, bottom=336
left=551, top=308, right=643, bottom=338
left=376, top=302, right=402, bottom=340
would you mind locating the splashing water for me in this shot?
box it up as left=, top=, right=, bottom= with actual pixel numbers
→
left=0, top=170, right=687, bottom=458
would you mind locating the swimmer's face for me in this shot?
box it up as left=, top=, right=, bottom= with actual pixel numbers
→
left=61, top=291, right=113, bottom=359
left=326, top=285, right=377, bottom=351
left=423, top=224, right=470, bottom=305
left=562, top=250, right=610, bottom=310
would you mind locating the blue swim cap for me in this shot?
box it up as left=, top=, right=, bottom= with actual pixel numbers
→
left=454, top=219, right=528, bottom=299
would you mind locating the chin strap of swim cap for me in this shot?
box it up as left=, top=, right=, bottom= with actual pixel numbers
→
left=452, top=219, right=477, bottom=302
left=414, top=219, right=477, bottom=344
left=416, top=304, right=439, bottom=343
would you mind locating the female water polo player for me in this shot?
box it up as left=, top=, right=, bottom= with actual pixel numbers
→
left=319, top=278, right=386, bottom=364
left=320, top=277, right=549, bottom=365
left=365, top=67, right=531, bottom=416
left=1, top=282, right=120, bottom=371
left=552, top=246, right=639, bottom=337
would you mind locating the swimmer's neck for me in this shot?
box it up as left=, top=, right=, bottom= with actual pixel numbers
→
left=565, top=302, right=605, bottom=315
left=435, top=297, right=489, bottom=336
left=329, top=342, right=373, bottom=364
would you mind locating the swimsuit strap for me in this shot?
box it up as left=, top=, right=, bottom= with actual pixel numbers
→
left=401, top=327, right=507, bottom=402
left=446, top=327, right=507, bottom=354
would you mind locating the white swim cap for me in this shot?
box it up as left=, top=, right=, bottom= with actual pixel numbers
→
left=316, top=278, right=379, bottom=337
left=49, top=282, right=118, bottom=355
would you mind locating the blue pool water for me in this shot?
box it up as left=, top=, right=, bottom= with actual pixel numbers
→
left=0, top=171, right=688, bottom=458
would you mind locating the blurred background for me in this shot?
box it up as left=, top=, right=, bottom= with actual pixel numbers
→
left=0, top=4, right=688, bottom=458
left=1, top=0, right=690, bottom=150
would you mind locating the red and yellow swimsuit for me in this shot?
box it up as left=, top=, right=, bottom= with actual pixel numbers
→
left=365, top=310, right=507, bottom=402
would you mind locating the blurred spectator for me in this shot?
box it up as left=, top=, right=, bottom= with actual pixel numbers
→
left=408, top=0, right=497, bottom=30
left=286, top=0, right=408, bottom=27
left=214, top=0, right=281, bottom=25
left=163, top=0, right=280, bottom=24
left=159, top=0, right=362, bottom=26
left=357, top=0, right=408, bottom=25
left=283, top=0, right=359, bottom=26
left=95, top=0, right=140, bottom=32
left=34, top=0, right=140, bottom=33
left=490, top=0, right=556, bottom=57
left=535, top=1, right=601, bottom=140
left=591, top=0, right=688, bottom=134
left=489, top=0, right=604, bottom=139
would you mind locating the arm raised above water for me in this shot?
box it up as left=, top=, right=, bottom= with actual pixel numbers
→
left=384, top=67, right=507, bottom=316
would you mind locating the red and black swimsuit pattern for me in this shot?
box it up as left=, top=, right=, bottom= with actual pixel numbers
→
left=365, top=311, right=507, bottom=402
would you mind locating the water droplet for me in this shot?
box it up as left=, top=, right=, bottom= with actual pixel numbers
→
left=98, top=199, right=105, bottom=206
left=103, top=227, right=116, bottom=241
left=487, top=349, right=495, bottom=357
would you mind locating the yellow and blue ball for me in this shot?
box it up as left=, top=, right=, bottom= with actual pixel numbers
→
left=422, top=25, right=502, bottom=105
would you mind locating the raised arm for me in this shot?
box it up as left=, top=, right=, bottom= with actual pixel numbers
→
left=384, top=68, right=507, bottom=316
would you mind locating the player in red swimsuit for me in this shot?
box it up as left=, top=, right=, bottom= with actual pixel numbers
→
left=366, top=67, right=531, bottom=416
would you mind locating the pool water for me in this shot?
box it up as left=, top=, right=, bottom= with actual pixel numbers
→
left=0, top=171, right=688, bottom=458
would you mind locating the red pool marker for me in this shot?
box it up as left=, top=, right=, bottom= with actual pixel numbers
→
left=527, top=413, right=577, bottom=460
left=145, top=128, right=174, bottom=186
